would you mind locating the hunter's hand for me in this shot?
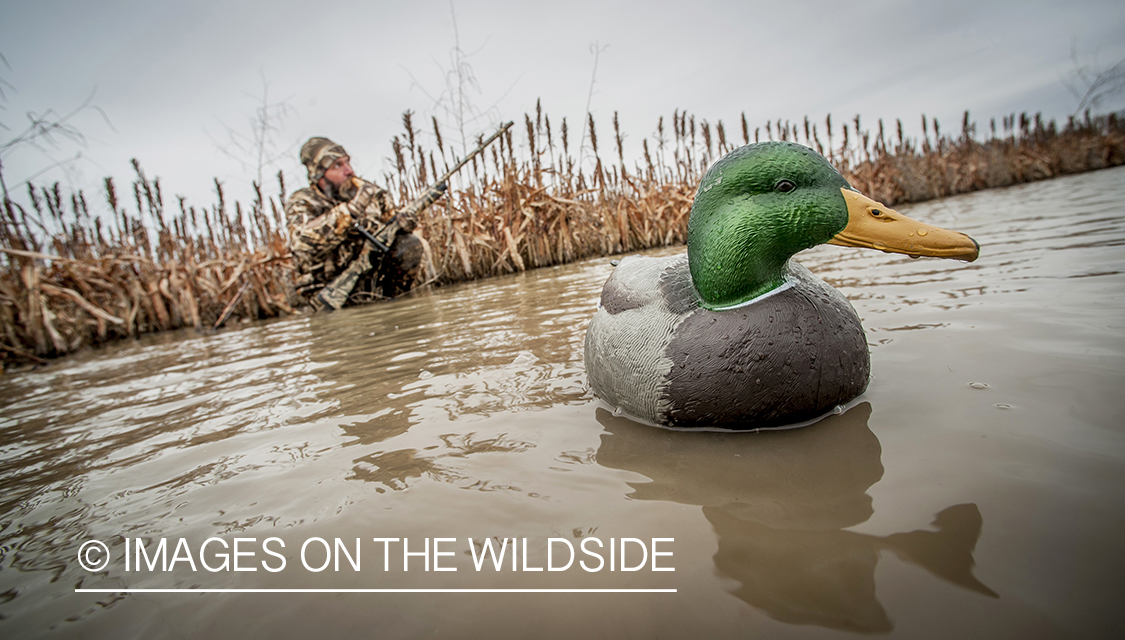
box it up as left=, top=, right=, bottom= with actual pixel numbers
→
left=348, top=181, right=377, bottom=215
left=333, top=206, right=354, bottom=235
left=355, top=216, right=380, bottom=237
left=399, top=212, right=418, bottom=233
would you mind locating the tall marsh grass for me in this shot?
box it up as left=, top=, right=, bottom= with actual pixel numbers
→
left=2, top=106, right=1123, bottom=367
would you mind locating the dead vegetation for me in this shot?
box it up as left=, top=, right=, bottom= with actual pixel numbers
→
left=2, top=105, right=1123, bottom=367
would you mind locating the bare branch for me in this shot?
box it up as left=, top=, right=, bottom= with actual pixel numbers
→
left=1064, top=42, right=1125, bottom=116
left=209, top=71, right=299, bottom=187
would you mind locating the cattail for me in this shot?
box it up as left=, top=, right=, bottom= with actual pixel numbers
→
left=741, top=113, right=749, bottom=145
left=403, top=110, right=417, bottom=158
left=561, top=117, right=569, bottom=159
left=432, top=116, right=444, bottom=155
left=613, top=111, right=624, bottom=166
left=132, top=182, right=143, bottom=225
left=526, top=113, right=536, bottom=157
left=104, top=177, right=118, bottom=216
left=536, top=99, right=542, bottom=140
left=392, top=137, right=406, bottom=174
left=588, top=113, right=599, bottom=156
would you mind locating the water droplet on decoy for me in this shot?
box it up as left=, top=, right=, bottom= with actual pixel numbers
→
left=613, top=406, right=624, bottom=417
left=832, top=405, right=844, bottom=415
left=969, top=382, right=989, bottom=389
left=996, top=403, right=1011, bottom=409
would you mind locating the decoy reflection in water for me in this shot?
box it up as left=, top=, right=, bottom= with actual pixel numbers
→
left=595, top=404, right=996, bottom=633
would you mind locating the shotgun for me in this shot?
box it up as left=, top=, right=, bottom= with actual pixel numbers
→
left=353, top=120, right=514, bottom=251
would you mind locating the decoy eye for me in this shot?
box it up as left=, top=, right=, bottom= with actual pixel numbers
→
left=870, top=209, right=883, bottom=217
left=775, top=180, right=796, bottom=193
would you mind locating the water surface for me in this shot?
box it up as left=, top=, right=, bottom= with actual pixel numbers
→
left=2, top=166, right=1124, bottom=638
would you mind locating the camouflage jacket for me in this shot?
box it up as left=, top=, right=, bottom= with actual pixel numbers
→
left=285, top=178, right=399, bottom=293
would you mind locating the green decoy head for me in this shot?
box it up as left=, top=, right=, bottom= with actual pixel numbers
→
left=687, top=142, right=979, bottom=309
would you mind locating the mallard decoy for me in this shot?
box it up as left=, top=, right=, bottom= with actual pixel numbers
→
left=584, top=142, right=979, bottom=429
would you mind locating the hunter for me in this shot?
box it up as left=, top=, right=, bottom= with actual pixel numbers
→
left=286, top=137, right=444, bottom=310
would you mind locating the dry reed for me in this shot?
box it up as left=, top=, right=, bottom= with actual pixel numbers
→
left=2, top=106, right=1123, bottom=368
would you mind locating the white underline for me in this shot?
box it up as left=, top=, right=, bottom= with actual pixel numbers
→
left=75, top=588, right=677, bottom=593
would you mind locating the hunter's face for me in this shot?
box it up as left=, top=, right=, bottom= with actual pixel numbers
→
left=323, top=157, right=354, bottom=187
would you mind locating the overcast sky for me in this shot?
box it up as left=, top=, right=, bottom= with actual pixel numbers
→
left=2, top=0, right=1124, bottom=215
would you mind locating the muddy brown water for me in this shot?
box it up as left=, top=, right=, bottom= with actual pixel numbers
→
left=2, top=166, right=1124, bottom=638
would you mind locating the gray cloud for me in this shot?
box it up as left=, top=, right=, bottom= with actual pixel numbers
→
left=2, top=0, right=1123, bottom=210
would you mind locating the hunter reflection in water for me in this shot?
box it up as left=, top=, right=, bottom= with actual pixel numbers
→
left=595, top=404, right=997, bottom=633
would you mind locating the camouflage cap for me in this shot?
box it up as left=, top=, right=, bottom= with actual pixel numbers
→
left=300, top=137, right=349, bottom=184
